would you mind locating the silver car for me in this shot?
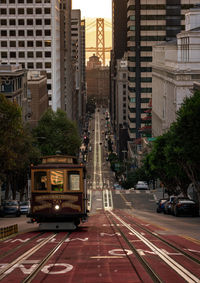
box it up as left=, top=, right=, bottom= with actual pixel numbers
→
left=135, top=181, right=149, bottom=190
left=19, top=201, right=30, bottom=214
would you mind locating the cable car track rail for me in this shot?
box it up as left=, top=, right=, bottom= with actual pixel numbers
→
left=117, top=210, right=200, bottom=265
left=106, top=210, right=200, bottom=283
left=105, top=211, right=162, bottom=283
left=0, top=233, right=70, bottom=281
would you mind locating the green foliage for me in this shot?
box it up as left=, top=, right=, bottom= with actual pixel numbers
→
left=0, top=94, right=40, bottom=199
left=32, top=108, right=81, bottom=156
left=143, top=90, right=200, bottom=198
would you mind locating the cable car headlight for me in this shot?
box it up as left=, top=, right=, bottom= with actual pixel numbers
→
left=55, top=205, right=60, bottom=210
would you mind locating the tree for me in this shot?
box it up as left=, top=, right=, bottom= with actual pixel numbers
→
left=33, top=108, right=81, bottom=156
left=166, top=91, right=200, bottom=200
left=0, top=94, right=39, bottom=199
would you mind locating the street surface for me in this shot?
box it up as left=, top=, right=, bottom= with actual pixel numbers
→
left=0, top=107, right=200, bottom=282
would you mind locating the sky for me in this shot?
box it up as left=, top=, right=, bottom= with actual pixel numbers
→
left=72, top=0, right=112, bottom=19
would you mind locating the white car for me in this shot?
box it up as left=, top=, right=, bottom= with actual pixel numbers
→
left=135, top=181, right=149, bottom=190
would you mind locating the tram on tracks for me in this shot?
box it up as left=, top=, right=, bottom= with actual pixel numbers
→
left=28, top=155, right=88, bottom=230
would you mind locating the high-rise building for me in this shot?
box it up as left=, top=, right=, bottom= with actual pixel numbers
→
left=110, top=0, right=127, bottom=128
left=127, top=0, right=197, bottom=142
left=0, top=0, right=73, bottom=118
left=71, top=9, right=82, bottom=127
left=112, top=0, right=127, bottom=61
left=81, top=20, right=86, bottom=125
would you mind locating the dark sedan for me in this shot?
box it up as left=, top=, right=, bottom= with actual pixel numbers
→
left=171, top=197, right=199, bottom=217
left=0, top=200, right=21, bottom=217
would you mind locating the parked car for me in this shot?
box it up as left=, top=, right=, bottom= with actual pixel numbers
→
left=164, top=195, right=176, bottom=214
left=156, top=199, right=168, bottom=213
left=113, top=183, right=122, bottom=190
left=135, top=181, right=149, bottom=190
left=19, top=201, right=30, bottom=214
left=171, top=197, right=199, bottom=217
left=0, top=200, right=21, bottom=217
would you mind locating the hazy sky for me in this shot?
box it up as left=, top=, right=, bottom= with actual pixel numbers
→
left=72, top=0, right=112, bottom=19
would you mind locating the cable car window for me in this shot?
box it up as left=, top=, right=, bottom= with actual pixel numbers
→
left=51, top=170, right=64, bottom=192
left=34, top=171, right=48, bottom=191
left=68, top=171, right=80, bottom=191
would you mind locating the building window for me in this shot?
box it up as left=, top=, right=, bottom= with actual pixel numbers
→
left=27, top=41, right=34, bottom=47
left=123, top=91, right=126, bottom=95
left=45, top=41, right=51, bottom=47
left=27, top=52, right=34, bottom=58
left=10, top=30, right=16, bottom=36
left=36, top=41, right=42, bottom=47
left=27, top=8, right=33, bottom=14
left=19, top=52, right=25, bottom=58
left=123, top=103, right=126, bottom=108
left=10, top=52, right=16, bottom=58
left=47, top=84, right=51, bottom=90
left=1, top=52, right=7, bottom=58
left=45, top=19, right=51, bottom=25
left=36, top=8, right=42, bottom=14
left=36, top=30, right=42, bottom=36
left=1, top=41, right=7, bottom=47
left=44, top=8, right=51, bottom=14
left=10, top=41, right=16, bottom=47
left=0, top=19, right=7, bottom=25
left=9, top=19, right=16, bottom=25
left=36, top=62, right=43, bottom=68
left=27, top=19, right=33, bottom=25
left=123, top=97, right=126, bottom=102
left=18, top=8, right=24, bottom=14
left=1, top=30, right=7, bottom=36
left=123, top=84, right=126, bottom=89
left=0, top=9, right=7, bottom=15
left=18, top=30, right=25, bottom=36
left=9, top=0, right=15, bottom=3
left=45, top=30, right=51, bottom=36
left=47, top=72, right=51, bottom=79
left=18, top=19, right=24, bottom=25
left=45, top=51, right=51, bottom=58
left=18, top=41, right=25, bottom=47
left=27, top=30, right=34, bottom=36
left=9, top=8, right=16, bottom=15
left=36, top=51, right=42, bottom=57
left=27, top=62, right=34, bottom=69
left=45, top=62, right=51, bottom=68
left=18, top=0, right=24, bottom=3
left=36, top=19, right=42, bottom=25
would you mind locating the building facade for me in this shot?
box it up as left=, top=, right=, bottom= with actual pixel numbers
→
left=0, top=0, right=73, bottom=118
left=152, top=6, right=200, bottom=136
left=110, top=0, right=127, bottom=131
left=127, top=0, right=196, bottom=142
left=0, top=63, right=28, bottom=122
left=27, top=70, right=49, bottom=128
left=86, top=55, right=109, bottom=107
left=71, top=9, right=83, bottom=128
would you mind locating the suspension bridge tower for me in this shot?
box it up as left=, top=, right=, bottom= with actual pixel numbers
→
left=96, top=18, right=105, bottom=66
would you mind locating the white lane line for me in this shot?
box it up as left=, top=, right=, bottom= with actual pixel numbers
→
left=109, top=210, right=199, bottom=283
